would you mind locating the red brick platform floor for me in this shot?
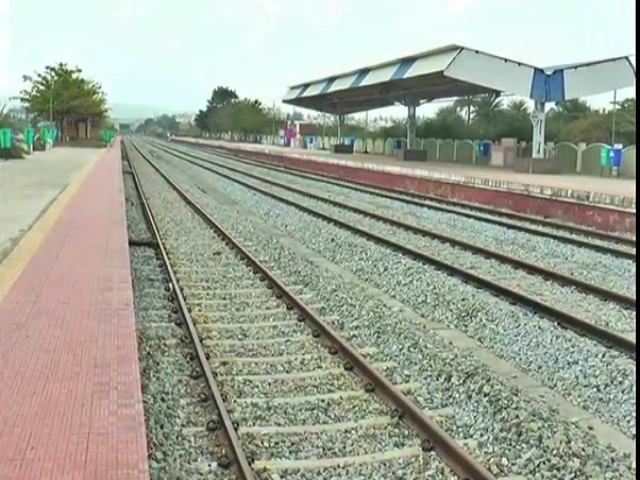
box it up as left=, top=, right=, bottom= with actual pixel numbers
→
left=0, top=141, right=150, bottom=480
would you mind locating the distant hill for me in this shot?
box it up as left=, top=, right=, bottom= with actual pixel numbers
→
left=108, top=103, right=184, bottom=121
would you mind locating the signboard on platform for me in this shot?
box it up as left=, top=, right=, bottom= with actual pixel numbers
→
left=306, top=135, right=316, bottom=148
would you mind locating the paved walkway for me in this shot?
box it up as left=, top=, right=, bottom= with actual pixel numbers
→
left=193, top=140, right=635, bottom=205
left=346, top=153, right=637, bottom=199
left=0, top=148, right=101, bottom=262
left=0, top=140, right=150, bottom=480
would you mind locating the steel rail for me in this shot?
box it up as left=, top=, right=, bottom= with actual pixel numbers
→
left=131, top=140, right=498, bottom=480
left=172, top=139, right=636, bottom=256
left=123, top=141, right=256, bottom=479
left=156, top=144, right=636, bottom=310
left=153, top=143, right=636, bottom=359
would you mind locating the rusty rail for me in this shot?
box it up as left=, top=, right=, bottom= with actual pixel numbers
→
left=153, top=143, right=636, bottom=359
left=130, top=139, right=498, bottom=480
left=156, top=144, right=636, bottom=310
left=124, top=141, right=256, bottom=479
left=172, top=139, right=636, bottom=258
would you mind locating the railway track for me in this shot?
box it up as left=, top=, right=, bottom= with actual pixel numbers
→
left=124, top=151, right=235, bottom=479
left=124, top=140, right=503, bottom=480
left=172, top=139, right=636, bottom=256
left=128, top=139, right=636, bottom=479
left=149, top=141, right=636, bottom=358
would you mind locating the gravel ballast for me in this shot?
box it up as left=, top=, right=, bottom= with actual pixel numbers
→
left=172, top=144, right=636, bottom=296
left=181, top=158, right=635, bottom=335
left=130, top=146, right=456, bottom=480
left=124, top=166, right=232, bottom=480
left=181, top=142, right=637, bottom=242
left=136, top=144, right=636, bottom=480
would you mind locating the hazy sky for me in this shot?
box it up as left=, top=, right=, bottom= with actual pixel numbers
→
left=2, top=0, right=636, bottom=117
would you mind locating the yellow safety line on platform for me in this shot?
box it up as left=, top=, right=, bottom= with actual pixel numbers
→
left=0, top=156, right=100, bottom=302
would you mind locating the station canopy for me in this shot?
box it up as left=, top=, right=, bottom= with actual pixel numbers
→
left=282, top=44, right=636, bottom=115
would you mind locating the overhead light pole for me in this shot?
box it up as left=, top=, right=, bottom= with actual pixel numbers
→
left=611, top=89, right=618, bottom=145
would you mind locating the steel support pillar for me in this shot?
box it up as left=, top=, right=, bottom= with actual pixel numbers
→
left=337, top=114, right=345, bottom=144
left=530, top=101, right=547, bottom=159
left=406, top=103, right=418, bottom=149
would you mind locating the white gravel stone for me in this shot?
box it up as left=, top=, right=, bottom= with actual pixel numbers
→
left=130, top=145, right=456, bottom=479
left=196, top=166, right=637, bottom=334
left=136, top=144, right=636, bottom=479
left=177, top=145, right=636, bottom=296
left=124, top=167, right=231, bottom=480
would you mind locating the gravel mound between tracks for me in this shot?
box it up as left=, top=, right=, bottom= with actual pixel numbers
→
left=182, top=155, right=635, bottom=334
left=125, top=166, right=233, bottom=480
left=168, top=144, right=636, bottom=294
left=130, top=152, right=472, bottom=479
left=139, top=148, right=636, bottom=480
left=158, top=150, right=637, bottom=438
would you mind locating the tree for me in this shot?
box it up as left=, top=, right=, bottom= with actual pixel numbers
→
left=453, top=96, right=475, bottom=124
left=554, top=99, right=592, bottom=123
left=203, top=86, right=239, bottom=134
left=557, top=112, right=610, bottom=144
left=134, top=115, right=182, bottom=136
left=216, top=98, right=271, bottom=141
left=495, top=99, right=531, bottom=142
left=18, top=63, right=108, bottom=140
left=612, top=97, right=636, bottom=145
left=471, top=94, right=504, bottom=137
left=287, top=110, right=305, bottom=122
left=194, top=109, right=208, bottom=132
left=0, top=105, right=27, bottom=159
left=419, top=105, right=474, bottom=140
left=155, top=114, right=181, bottom=134
left=506, top=99, right=529, bottom=114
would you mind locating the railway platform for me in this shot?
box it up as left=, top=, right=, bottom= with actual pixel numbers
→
left=0, top=139, right=150, bottom=480
left=179, top=138, right=636, bottom=234
left=184, top=139, right=636, bottom=205
left=0, top=147, right=103, bottom=262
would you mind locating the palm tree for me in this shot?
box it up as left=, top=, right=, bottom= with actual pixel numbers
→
left=506, top=99, right=529, bottom=114
left=472, top=94, right=504, bottom=124
left=434, top=104, right=463, bottom=122
left=453, top=96, right=475, bottom=124
left=554, top=99, right=592, bottom=120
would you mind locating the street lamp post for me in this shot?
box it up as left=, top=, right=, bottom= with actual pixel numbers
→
left=611, top=89, right=618, bottom=145
left=271, top=100, right=277, bottom=145
left=363, top=111, right=369, bottom=153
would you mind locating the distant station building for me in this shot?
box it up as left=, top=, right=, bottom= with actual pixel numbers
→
left=282, top=44, right=635, bottom=161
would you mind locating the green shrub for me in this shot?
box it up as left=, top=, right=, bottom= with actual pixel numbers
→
left=0, top=144, right=26, bottom=160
